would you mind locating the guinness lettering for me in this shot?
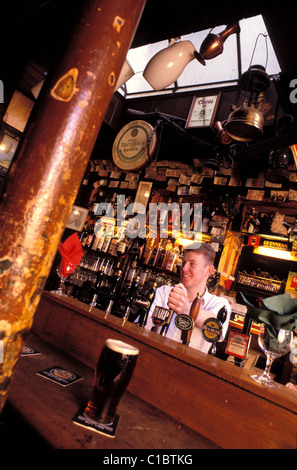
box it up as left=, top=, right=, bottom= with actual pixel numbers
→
left=262, top=240, right=288, bottom=250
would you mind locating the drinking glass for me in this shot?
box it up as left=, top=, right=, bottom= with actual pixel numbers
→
left=83, top=339, right=139, bottom=425
left=51, top=261, right=75, bottom=296
left=250, top=323, right=292, bottom=388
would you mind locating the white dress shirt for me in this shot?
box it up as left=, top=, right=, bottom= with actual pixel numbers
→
left=145, top=285, right=231, bottom=354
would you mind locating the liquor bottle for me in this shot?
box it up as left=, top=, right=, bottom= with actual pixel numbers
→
left=160, top=240, right=172, bottom=269
left=85, top=222, right=95, bottom=248
left=138, top=281, right=158, bottom=327
left=174, top=245, right=183, bottom=275
left=80, top=221, right=90, bottom=247
left=115, top=230, right=128, bottom=264
left=142, top=238, right=155, bottom=264
left=154, top=239, right=171, bottom=268
left=164, top=241, right=179, bottom=271
left=148, top=239, right=160, bottom=266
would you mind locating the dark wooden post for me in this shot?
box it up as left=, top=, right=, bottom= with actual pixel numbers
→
left=0, top=0, right=146, bottom=412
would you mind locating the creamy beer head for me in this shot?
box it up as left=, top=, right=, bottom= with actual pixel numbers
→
left=105, top=339, right=139, bottom=356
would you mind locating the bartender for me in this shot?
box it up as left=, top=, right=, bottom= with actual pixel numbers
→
left=145, top=243, right=231, bottom=353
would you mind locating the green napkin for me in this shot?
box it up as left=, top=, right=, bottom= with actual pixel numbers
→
left=240, top=293, right=297, bottom=349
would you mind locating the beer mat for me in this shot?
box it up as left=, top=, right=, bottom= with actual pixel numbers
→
left=36, top=366, right=83, bottom=387
left=72, top=408, right=119, bottom=438
left=21, top=345, right=41, bottom=356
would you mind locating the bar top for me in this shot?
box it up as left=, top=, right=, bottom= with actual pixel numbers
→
left=40, top=292, right=297, bottom=415
left=1, top=331, right=219, bottom=450
left=29, top=291, right=297, bottom=448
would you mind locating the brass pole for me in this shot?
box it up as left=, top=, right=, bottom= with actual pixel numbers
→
left=0, top=0, right=146, bottom=413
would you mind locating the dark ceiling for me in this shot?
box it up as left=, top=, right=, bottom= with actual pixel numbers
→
left=1, top=0, right=297, bottom=99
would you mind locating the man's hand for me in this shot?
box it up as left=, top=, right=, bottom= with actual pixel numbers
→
left=167, top=283, right=191, bottom=315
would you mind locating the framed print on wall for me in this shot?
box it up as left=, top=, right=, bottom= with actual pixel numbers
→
left=66, top=205, right=88, bottom=232
left=185, top=92, right=221, bottom=128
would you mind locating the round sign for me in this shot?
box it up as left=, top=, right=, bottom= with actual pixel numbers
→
left=175, top=314, right=194, bottom=331
left=202, top=318, right=222, bottom=343
left=112, top=120, right=157, bottom=171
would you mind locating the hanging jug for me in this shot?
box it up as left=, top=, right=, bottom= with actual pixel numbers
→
left=143, top=38, right=198, bottom=91
left=195, top=23, right=240, bottom=66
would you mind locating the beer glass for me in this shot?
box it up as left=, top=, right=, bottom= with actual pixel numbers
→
left=83, top=339, right=139, bottom=425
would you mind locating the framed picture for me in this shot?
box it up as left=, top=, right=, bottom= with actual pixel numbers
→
left=0, top=125, right=22, bottom=177
left=134, top=181, right=152, bottom=214
left=66, top=205, right=88, bottom=232
left=185, top=92, right=221, bottom=128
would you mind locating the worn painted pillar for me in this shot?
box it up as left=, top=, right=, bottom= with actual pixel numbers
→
left=0, top=0, right=146, bottom=413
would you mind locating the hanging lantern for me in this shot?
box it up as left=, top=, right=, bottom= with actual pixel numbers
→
left=265, top=148, right=290, bottom=183
left=224, top=64, right=270, bottom=142
left=224, top=32, right=271, bottom=142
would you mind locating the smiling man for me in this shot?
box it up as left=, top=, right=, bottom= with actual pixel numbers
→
left=145, top=243, right=231, bottom=353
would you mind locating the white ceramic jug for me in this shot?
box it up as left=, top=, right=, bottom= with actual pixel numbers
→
left=143, top=38, right=197, bottom=91
left=115, top=59, right=134, bottom=90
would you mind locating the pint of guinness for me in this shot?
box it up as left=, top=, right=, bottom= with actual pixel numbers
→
left=84, top=339, right=139, bottom=425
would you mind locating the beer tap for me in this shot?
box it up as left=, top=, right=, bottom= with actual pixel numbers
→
left=208, top=306, right=228, bottom=356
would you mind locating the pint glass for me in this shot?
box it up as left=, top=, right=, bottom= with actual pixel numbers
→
left=83, top=339, right=139, bottom=425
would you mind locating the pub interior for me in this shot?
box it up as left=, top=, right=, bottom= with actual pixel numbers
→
left=1, top=0, right=297, bottom=451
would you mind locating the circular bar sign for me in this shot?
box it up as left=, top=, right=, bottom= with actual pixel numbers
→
left=175, top=314, right=194, bottom=331
left=202, top=318, right=222, bottom=343
left=112, top=120, right=157, bottom=170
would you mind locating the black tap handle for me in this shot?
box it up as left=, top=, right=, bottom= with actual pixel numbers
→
left=217, top=306, right=227, bottom=324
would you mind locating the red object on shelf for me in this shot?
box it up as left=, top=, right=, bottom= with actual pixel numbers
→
left=58, top=233, right=83, bottom=277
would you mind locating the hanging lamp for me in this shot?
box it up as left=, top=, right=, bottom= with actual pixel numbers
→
left=224, top=34, right=270, bottom=142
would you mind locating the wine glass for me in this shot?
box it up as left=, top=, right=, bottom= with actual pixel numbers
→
left=250, top=323, right=292, bottom=388
left=51, top=261, right=75, bottom=296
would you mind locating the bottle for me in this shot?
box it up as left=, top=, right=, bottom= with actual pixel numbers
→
left=148, top=240, right=160, bottom=266
left=116, top=230, right=128, bottom=261
left=85, top=222, right=95, bottom=248
left=164, top=241, right=179, bottom=271
left=80, top=224, right=90, bottom=247
left=142, top=238, right=155, bottom=264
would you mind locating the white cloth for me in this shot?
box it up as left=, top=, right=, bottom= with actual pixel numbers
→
left=145, top=285, right=231, bottom=354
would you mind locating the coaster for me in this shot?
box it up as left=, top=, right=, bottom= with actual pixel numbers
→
left=36, top=366, right=83, bottom=387
left=21, top=345, right=41, bottom=356
left=72, top=408, right=119, bottom=438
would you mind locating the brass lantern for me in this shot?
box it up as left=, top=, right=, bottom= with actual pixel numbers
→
left=224, top=64, right=270, bottom=142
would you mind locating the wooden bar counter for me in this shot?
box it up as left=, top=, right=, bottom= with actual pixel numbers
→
left=6, top=291, right=297, bottom=449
